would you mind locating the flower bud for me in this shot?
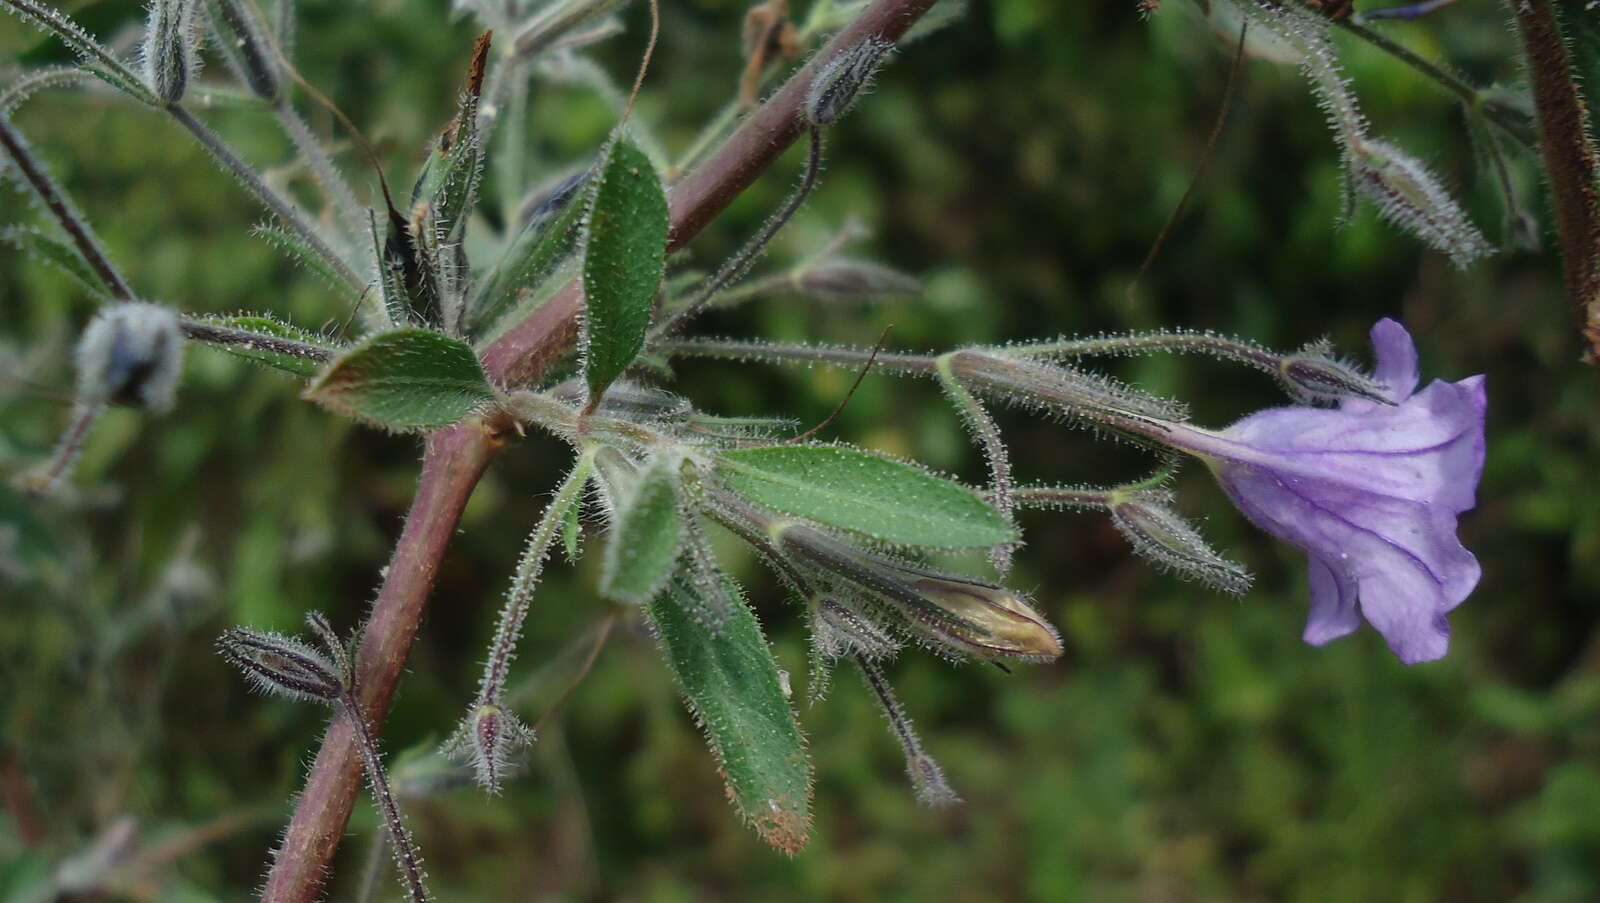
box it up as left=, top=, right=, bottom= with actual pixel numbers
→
left=76, top=302, right=185, bottom=412
left=776, top=523, right=1061, bottom=662
left=803, top=37, right=894, bottom=126
left=145, top=0, right=195, bottom=104
left=1108, top=490, right=1251, bottom=595
left=212, top=0, right=281, bottom=101
left=216, top=627, right=342, bottom=704
left=1351, top=138, right=1492, bottom=268
left=1278, top=340, right=1393, bottom=405
left=453, top=702, right=533, bottom=795
left=902, top=571, right=1063, bottom=662
left=794, top=258, right=920, bottom=302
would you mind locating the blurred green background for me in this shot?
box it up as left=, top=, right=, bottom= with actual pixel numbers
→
left=3, top=1, right=1598, bottom=900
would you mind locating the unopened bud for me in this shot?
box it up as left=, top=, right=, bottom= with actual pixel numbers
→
left=1108, top=490, right=1251, bottom=595
left=803, top=37, right=894, bottom=126
left=213, top=0, right=281, bottom=100
left=777, top=524, right=1061, bottom=663
left=904, top=572, right=1062, bottom=662
left=1278, top=340, right=1393, bottom=405
left=216, top=627, right=342, bottom=704
left=145, top=0, right=195, bottom=103
left=76, top=302, right=184, bottom=412
left=1352, top=138, right=1492, bottom=269
left=794, top=258, right=920, bottom=301
left=444, top=702, right=534, bottom=795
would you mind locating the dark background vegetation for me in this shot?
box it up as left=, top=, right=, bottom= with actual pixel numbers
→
left=3, top=1, right=1598, bottom=900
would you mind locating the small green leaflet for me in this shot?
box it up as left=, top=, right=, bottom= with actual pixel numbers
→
left=468, top=180, right=588, bottom=339
left=303, top=328, right=494, bottom=432
left=715, top=445, right=1015, bottom=548
left=647, top=569, right=812, bottom=854
left=580, top=135, right=668, bottom=404
left=195, top=315, right=337, bottom=378
left=600, top=460, right=683, bottom=602
left=1, top=226, right=107, bottom=296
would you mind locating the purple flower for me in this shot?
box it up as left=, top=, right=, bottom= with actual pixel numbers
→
left=1162, top=319, right=1486, bottom=664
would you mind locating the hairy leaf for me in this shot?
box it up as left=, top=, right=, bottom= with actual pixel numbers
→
left=194, top=315, right=338, bottom=378
left=1, top=225, right=108, bottom=296
left=647, top=570, right=811, bottom=854
left=716, top=445, right=1015, bottom=548
left=580, top=136, right=668, bottom=403
left=600, top=460, right=683, bottom=602
left=469, top=173, right=589, bottom=338
left=303, top=328, right=494, bottom=431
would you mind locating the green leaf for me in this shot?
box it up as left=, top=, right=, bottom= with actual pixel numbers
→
left=647, top=569, right=811, bottom=853
left=715, top=445, right=1015, bottom=548
left=252, top=224, right=363, bottom=303
left=195, top=315, right=338, bottom=378
left=468, top=177, right=588, bottom=338
left=303, top=328, right=495, bottom=431
left=600, top=460, right=683, bottom=602
left=580, top=135, right=668, bottom=403
left=1, top=225, right=109, bottom=296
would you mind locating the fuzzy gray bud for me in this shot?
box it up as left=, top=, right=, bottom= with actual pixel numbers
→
left=776, top=524, right=1062, bottom=663
left=216, top=627, right=342, bottom=704
left=1278, top=340, right=1393, bottom=405
left=75, top=302, right=184, bottom=412
left=145, top=0, right=196, bottom=103
left=803, top=37, right=894, bottom=126
left=1351, top=138, right=1492, bottom=269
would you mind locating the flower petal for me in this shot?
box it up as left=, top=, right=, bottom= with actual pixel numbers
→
left=1303, top=557, right=1360, bottom=646
left=1365, top=317, right=1419, bottom=405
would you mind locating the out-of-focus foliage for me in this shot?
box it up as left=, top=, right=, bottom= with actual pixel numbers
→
left=2, top=1, right=1597, bottom=901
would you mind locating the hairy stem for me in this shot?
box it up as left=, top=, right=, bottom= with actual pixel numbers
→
left=178, top=319, right=334, bottom=363
left=0, top=115, right=135, bottom=300
left=1334, top=15, right=1537, bottom=150
left=259, top=2, right=939, bottom=899
left=167, top=104, right=365, bottom=292
left=652, top=124, right=825, bottom=338
left=1509, top=0, right=1600, bottom=360
left=339, top=690, right=430, bottom=903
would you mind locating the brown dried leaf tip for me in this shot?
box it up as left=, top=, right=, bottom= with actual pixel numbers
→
left=740, top=0, right=800, bottom=109
left=440, top=30, right=494, bottom=154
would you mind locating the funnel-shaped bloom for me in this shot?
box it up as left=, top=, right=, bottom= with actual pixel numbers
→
left=1160, top=319, right=1485, bottom=663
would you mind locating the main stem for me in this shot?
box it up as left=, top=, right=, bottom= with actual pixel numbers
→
left=258, top=2, right=937, bottom=900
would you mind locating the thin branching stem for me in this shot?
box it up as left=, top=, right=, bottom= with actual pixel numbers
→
left=166, top=104, right=365, bottom=292
left=338, top=689, right=430, bottom=903
left=1332, top=15, right=1535, bottom=149
left=0, top=116, right=135, bottom=300
left=477, top=448, right=596, bottom=708
left=651, top=125, right=825, bottom=339
left=659, top=337, right=939, bottom=374
left=934, top=357, right=1017, bottom=575
left=272, top=100, right=369, bottom=241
